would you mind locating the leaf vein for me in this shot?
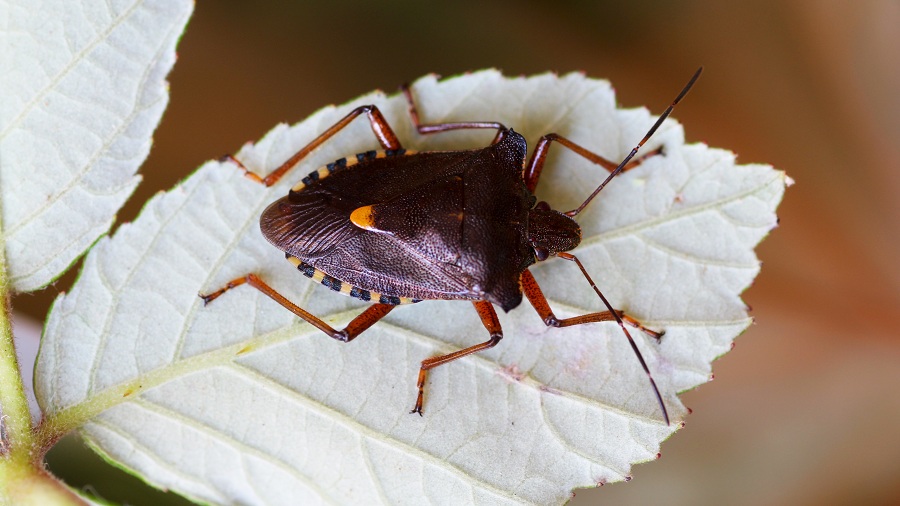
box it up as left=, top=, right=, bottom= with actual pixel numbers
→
left=89, top=417, right=228, bottom=503
left=0, top=1, right=142, bottom=140
left=227, top=361, right=526, bottom=504
left=582, top=174, right=784, bottom=245
left=130, top=397, right=341, bottom=505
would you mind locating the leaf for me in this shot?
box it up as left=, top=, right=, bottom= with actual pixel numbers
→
left=0, top=0, right=193, bottom=292
left=35, top=71, right=786, bottom=505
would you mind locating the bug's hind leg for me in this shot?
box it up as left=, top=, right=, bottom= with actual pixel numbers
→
left=222, top=104, right=404, bottom=187
left=401, top=84, right=508, bottom=144
left=410, top=301, right=503, bottom=415
left=200, top=274, right=394, bottom=342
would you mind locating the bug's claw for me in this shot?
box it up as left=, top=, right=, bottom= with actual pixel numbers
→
left=619, top=312, right=664, bottom=341
left=198, top=287, right=230, bottom=306
left=410, top=392, right=425, bottom=416
left=645, top=328, right=665, bottom=341
left=198, top=277, right=249, bottom=307
left=217, top=154, right=265, bottom=184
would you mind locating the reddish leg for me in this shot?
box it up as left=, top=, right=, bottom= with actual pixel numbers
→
left=200, top=274, right=394, bottom=342
left=521, top=267, right=669, bottom=424
left=563, top=68, right=703, bottom=217
left=520, top=270, right=662, bottom=339
left=401, top=84, right=508, bottom=144
left=410, top=301, right=503, bottom=415
left=523, top=133, right=660, bottom=194
left=223, top=105, right=403, bottom=187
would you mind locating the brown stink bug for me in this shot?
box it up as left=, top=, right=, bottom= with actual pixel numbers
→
left=200, top=68, right=703, bottom=424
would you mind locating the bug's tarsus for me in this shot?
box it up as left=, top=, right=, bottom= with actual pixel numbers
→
left=566, top=67, right=703, bottom=217
left=554, top=252, right=670, bottom=425
left=401, top=83, right=507, bottom=143
left=620, top=313, right=665, bottom=341
left=199, top=276, right=248, bottom=305
left=218, top=154, right=242, bottom=166
left=218, top=154, right=266, bottom=185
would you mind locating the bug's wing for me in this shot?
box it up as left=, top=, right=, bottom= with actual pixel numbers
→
left=259, top=151, right=476, bottom=259
left=260, top=193, right=361, bottom=257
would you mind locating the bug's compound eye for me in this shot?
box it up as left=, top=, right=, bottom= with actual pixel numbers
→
left=535, top=201, right=551, bottom=211
left=534, top=246, right=550, bottom=261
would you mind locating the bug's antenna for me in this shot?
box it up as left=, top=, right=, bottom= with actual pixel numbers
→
left=566, top=67, right=703, bottom=217
left=556, top=251, right=670, bottom=425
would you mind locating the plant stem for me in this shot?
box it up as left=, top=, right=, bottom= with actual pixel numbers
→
left=0, top=204, right=87, bottom=505
left=1, top=465, right=86, bottom=505
left=0, top=208, right=35, bottom=465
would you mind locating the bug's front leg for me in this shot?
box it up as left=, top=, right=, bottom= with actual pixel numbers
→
left=523, top=133, right=661, bottom=194
left=199, top=274, right=394, bottom=342
left=521, top=266, right=669, bottom=424
left=410, top=301, right=503, bottom=416
left=222, top=104, right=403, bottom=188
left=520, top=269, right=663, bottom=339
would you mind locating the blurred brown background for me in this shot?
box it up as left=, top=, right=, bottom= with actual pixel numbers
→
left=13, top=0, right=900, bottom=504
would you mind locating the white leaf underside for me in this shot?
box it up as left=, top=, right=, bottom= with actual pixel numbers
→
left=0, top=0, right=193, bottom=292
left=36, top=71, right=786, bottom=505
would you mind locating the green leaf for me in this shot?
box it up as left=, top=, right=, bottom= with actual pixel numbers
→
left=36, top=71, right=786, bottom=504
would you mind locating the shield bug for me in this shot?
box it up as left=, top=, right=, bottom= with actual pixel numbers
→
left=200, top=68, right=703, bottom=424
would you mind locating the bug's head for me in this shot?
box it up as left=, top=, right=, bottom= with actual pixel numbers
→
left=527, top=201, right=582, bottom=261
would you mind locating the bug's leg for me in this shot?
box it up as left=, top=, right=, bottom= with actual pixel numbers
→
left=223, top=105, right=403, bottom=187
left=520, top=270, right=662, bottom=339
left=522, top=261, right=669, bottom=425
left=199, top=274, right=394, bottom=342
left=401, top=84, right=508, bottom=144
left=523, top=134, right=660, bottom=193
left=410, top=301, right=503, bottom=415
